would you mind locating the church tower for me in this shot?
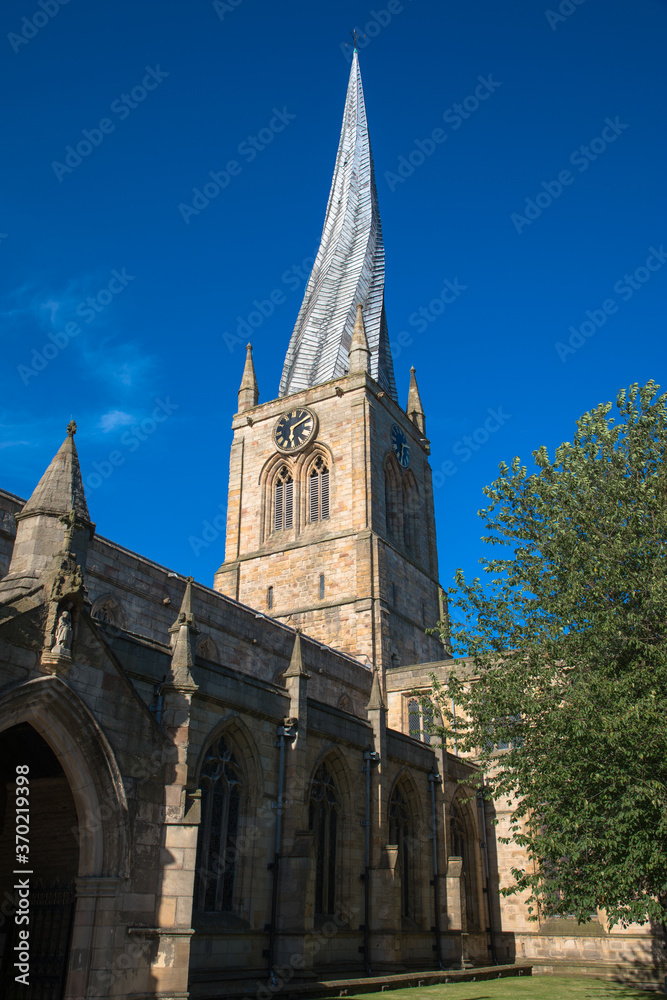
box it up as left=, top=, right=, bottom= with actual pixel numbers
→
left=214, top=51, right=443, bottom=670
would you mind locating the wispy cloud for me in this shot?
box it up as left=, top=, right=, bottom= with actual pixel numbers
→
left=78, top=334, right=156, bottom=390
left=98, top=410, right=135, bottom=433
left=0, top=439, right=30, bottom=450
left=2, top=273, right=159, bottom=393
left=1, top=279, right=83, bottom=332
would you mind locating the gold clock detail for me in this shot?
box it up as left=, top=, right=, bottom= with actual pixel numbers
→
left=274, top=407, right=317, bottom=452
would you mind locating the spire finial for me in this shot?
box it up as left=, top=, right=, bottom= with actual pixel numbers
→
left=407, top=366, right=426, bottom=435
left=166, top=576, right=199, bottom=690
left=67, top=420, right=77, bottom=437
left=366, top=666, right=386, bottom=712
left=238, top=342, right=259, bottom=413
left=349, top=302, right=371, bottom=375
left=285, top=626, right=309, bottom=678
left=173, top=575, right=195, bottom=626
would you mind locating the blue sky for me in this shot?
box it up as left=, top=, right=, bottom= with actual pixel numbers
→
left=1, top=0, right=666, bottom=596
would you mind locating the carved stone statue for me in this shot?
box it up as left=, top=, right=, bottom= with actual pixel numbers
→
left=53, top=609, right=73, bottom=654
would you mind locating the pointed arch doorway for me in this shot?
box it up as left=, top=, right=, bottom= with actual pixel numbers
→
left=0, top=723, right=78, bottom=999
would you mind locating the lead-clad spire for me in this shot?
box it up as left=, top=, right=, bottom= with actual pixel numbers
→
left=279, top=51, right=397, bottom=401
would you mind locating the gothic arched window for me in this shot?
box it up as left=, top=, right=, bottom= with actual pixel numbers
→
left=274, top=466, right=294, bottom=531
left=195, top=736, right=242, bottom=912
left=338, top=693, right=352, bottom=714
left=385, top=456, right=401, bottom=539
left=92, top=595, right=124, bottom=628
left=389, top=784, right=412, bottom=918
left=450, top=797, right=477, bottom=929
left=408, top=699, right=421, bottom=740
left=407, top=698, right=434, bottom=744
left=196, top=636, right=219, bottom=663
left=422, top=701, right=434, bottom=744
left=402, top=473, right=419, bottom=552
left=309, top=456, right=330, bottom=522
left=309, top=763, right=339, bottom=916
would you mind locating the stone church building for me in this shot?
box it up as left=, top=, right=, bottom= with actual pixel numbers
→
left=0, top=51, right=660, bottom=1000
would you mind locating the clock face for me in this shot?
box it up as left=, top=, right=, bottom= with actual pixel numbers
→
left=274, top=407, right=316, bottom=452
left=391, top=424, right=410, bottom=468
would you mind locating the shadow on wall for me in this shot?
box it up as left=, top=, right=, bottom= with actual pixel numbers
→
left=618, top=924, right=667, bottom=985
left=482, top=797, right=516, bottom=966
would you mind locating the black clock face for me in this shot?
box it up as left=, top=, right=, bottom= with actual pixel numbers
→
left=274, top=408, right=316, bottom=452
left=391, top=423, right=410, bottom=468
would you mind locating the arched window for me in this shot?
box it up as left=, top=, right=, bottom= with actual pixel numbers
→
left=385, top=456, right=401, bottom=539
left=196, top=636, right=219, bottom=663
left=407, top=697, right=434, bottom=744
left=309, top=763, right=339, bottom=916
left=309, top=456, right=330, bottom=522
left=385, top=477, right=391, bottom=535
left=402, top=473, right=419, bottom=552
left=92, top=595, right=125, bottom=628
left=274, top=465, right=294, bottom=531
left=450, top=797, right=477, bottom=929
left=408, top=699, right=421, bottom=740
left=338, top=693, right=352, bottom=713
left=195, top=736, right=242, bottom=912
left=422, top=701, right=434, bottom=744
left=389, top=784, right=412, bottom=918
left=93, top=602, right=115, bottom=624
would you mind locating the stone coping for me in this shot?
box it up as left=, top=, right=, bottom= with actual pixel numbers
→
left=190, top=964, right=532, bottom=999
left=531, top=962, right=667, bottom=987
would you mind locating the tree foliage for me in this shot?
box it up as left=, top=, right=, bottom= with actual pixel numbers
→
left=434, top=382, right=667, bottom=928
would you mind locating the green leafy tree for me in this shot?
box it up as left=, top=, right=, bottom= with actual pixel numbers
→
left=435, top=382, right=667, bottom=928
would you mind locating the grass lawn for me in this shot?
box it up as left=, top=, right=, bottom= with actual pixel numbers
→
left=345, top=976, right=657, bottom=1000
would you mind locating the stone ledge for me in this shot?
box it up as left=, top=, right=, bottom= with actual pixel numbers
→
left=189, top=963, right=532, bottom=999
left=531, top=961, right=667, bottom=987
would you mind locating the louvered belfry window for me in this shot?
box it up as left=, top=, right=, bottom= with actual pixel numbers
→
left=309, top=457, right=330, bottom=522
left=274, top=466, right=294, bottom=530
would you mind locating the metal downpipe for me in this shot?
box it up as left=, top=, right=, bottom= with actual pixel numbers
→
left=477, top=786, right=499, bottom=965
left=362, top=748, right=380, bottom=976
left=429, top=770, right=446, bottom=970
left=267, top=721, right=296, bottom=983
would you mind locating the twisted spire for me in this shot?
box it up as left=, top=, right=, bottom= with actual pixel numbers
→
left=279, top=51, right=397, bottom=400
